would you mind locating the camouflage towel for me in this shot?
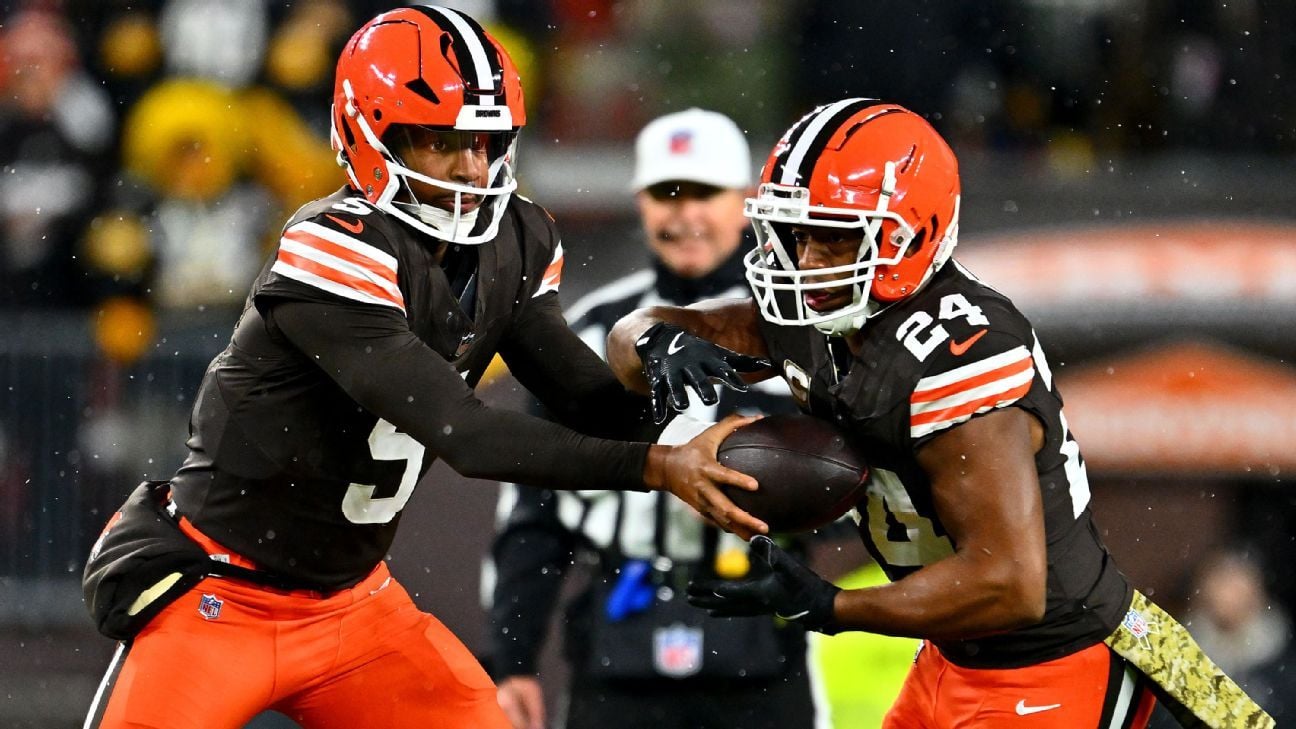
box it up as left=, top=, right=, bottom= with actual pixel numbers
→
left=1104, top=590, right=1274, bottom=729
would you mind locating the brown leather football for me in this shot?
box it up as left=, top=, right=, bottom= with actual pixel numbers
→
left=717, top=413, right=870, bottom=533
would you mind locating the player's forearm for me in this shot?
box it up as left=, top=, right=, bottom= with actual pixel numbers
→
left=834, top=551, right=1046, bottom=640
left=607, top=308, right=659, bottom=393
left=607, top=298, right=771, bottom=392
left=502, top=293, right=657, bottom=441
left=273, top=300, right=652, bottom=490
left=372, top=376, right=649, bottom=490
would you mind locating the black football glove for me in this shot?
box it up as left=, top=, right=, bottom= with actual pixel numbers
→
left=686, top=535, right=842, bottom=634
left=634, top=322, right=771, bottom=424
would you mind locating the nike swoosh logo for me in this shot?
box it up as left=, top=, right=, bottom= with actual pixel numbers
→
left=1014, top=700, right=1062, bottom=716
left=325, top=214, right=365, bottom=235
left=666, top=332, right=687, bottom=355
left=949, top=328, right=988, bottom=356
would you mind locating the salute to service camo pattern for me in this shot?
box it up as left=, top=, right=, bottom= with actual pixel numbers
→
left=1105, top=590, right=1274, bottom=729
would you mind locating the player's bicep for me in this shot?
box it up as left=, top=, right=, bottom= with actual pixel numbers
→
left=501, top=291, right=619, bottom=397
left=916, top=407, right=1047, bottom=590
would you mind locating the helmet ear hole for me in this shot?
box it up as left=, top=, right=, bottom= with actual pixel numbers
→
left=341, top=119, right=356, bottom=151
left=373, top=108, right=383, bottom=122
left=903, top=226, right=927, bottom=258
left=901, top=215, right=938, bottom=258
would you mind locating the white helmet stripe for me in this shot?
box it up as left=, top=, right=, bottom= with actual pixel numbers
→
left=422, top=6, right=496, bottom=101
left=778, top=97, right=868, bottom=186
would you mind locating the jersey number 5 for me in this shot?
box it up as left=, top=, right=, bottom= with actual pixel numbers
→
left=896, top=293, right=989, bottom=362
left=342, top=419, right=425, bottom=524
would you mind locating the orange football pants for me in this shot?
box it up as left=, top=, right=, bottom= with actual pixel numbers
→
left=84, top=563, right=509, bottom=729
left=883, top=640, right=1157, bottom=728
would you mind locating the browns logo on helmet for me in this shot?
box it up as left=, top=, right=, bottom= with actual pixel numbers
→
left=330, top=6, right=526, bottom=245
left=743, top=99, right=961, bottom=335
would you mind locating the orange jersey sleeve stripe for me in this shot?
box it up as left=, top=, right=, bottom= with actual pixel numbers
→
left=911, top=354, right=1033, bottom=404
left=533, top=242, right=564, bottom=297
left=910, top=379, right=1033, bottom=429
left=275, top=250, right=406, bottom=311
left=282, top=229, right=399, bottom=288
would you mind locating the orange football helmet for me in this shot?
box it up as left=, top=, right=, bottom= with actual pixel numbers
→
left=744, top=99, right=961, bottom=334
left=331, top=6, right=526, bottom=244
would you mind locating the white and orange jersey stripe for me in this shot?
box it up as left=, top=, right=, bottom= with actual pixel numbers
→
left=909, top=345, right=1034, bottom=439
left=270, top=221, right=406, bottom=314
left=533, top=242, right=563, bottom=298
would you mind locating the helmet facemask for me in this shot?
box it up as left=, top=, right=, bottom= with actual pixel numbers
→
left=744, top=99, right=963, bottom=336
left=744, top=162, right=918, bottom=336
left=385, top=125, right=519, bottom=244
left=336, top=80, right=519, bottom=246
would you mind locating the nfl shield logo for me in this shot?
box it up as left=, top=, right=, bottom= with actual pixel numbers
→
left=198, top=594, right=223, bottom=621
left=1122, top=608, right=1149, bottom=639
left=653, top=622, right=703, bottom=678
left=669, top=130, right=692, bottom=155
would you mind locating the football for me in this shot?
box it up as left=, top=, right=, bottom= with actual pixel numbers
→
left=717, top=413, right=870, bottom=533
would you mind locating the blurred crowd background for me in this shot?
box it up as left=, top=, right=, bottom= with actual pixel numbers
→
left=0, top=0, right=1293, bottom=727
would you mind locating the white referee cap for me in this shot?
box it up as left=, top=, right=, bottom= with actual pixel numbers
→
left=630, top=108, right=751, bottom=192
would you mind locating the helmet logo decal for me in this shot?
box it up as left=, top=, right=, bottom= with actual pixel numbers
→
left=403, top=75, right=441, bottom=105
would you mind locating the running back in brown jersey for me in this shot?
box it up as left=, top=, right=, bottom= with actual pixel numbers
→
left=758, top=260, right=1131, bottom=668
left=636, top=97, right=1270, bottom=729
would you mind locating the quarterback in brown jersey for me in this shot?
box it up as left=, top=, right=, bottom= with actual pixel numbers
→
left=609, top=100, right=1273, bottom=729
left=79, top=7, right=767, bottom=729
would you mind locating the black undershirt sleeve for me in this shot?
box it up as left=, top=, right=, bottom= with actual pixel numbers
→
left=267, top=298, right=650, bottom=491
left=499, top=291, right=658, bottom=441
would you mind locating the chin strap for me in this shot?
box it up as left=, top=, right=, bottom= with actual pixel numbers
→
left=813, top=291, right=882, bottom=336
left=813, top=309, right=867, bottom=337
left=394, top=200, right=481, bottom=240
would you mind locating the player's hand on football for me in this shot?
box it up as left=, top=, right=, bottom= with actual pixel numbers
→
left=496, top=675, right=545, bottom=729
left=635, top=322, right=771, bottom=423
left=648, top=414, right=769, bottom=539
left=687, top=535, right=842, bottom=633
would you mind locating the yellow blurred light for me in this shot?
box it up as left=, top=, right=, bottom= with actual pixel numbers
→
left=122, top=79, right=246, bottom=200
left=241, top=88, right=342, bottom=210
left=714, top=547, right=750, bottom=579
left=82, top=212, right=151, bottom=277
left=93, top=297, right=156, bottom=364
left=99, top=13, right=162, bottom=78
left=266, top=28, right=330, bottom=91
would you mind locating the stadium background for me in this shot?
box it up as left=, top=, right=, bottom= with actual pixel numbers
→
left=0, top=1, right=1292, bottom=727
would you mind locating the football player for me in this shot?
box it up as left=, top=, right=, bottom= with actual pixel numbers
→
left=80, top=8, right=765, bottom=729
left=607, top=100, right=1273, bottom=729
